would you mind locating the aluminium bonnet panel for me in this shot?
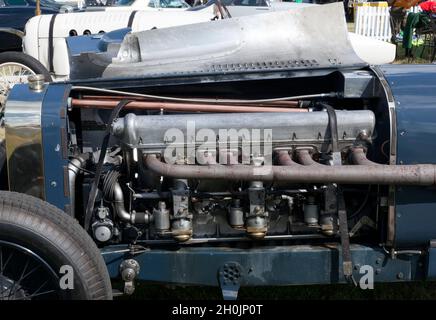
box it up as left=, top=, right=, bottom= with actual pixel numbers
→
left=99, top=3, right=366, bottom=79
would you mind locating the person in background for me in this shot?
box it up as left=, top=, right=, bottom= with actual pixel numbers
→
left=388, top=0, right=420, bottom=43
left=419, top=0, right=436, bottom=13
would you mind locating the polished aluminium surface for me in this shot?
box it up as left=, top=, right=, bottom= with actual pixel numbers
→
left=99, top=3, right=365, bottom=79
left=371, top=65, right=398, bottom=246
left=4, top=84, right=46, bottom=199
left=112, top=110, right=376, bottom=150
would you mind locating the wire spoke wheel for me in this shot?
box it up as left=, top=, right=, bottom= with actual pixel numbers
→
left=0, top=191, right=112, bottom=300
left=0, top=240, right=62, bottom=300
left=0, top=62, right=35, bottom=107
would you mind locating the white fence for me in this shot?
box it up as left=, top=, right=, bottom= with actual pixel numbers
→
left=354, top=2, right=392, bottom=42
left=354, top=2, right=422, bottom=42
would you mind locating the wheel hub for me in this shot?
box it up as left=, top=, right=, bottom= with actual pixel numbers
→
left=0, top=275, right=28, bottom=300
left=0, top=240, right=60, bottom=300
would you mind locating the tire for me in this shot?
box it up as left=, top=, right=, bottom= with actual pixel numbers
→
left=0, top=52, right=51, bottom=107
left=0, top=142, right=7, bottom=190
left=0, top=52, right=51, bottom=81
left=0, top=191, right=112, bottom=300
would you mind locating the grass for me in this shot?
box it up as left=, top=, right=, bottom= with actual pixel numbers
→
left=123, top=281, right=436, bottom=300
left=347, top=21, right=435, bottom=64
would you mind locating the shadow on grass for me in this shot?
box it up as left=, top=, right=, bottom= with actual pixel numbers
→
left=119, top=281, right=436, bottom=300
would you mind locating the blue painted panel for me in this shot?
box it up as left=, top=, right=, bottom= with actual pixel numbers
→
left=427, top=246, right=436, bottom=279
left=41, top=84, right=71, bottom=212
left=381, top=64, right=436, bottom=247
left=102, top=244, right=423, bottom=286
left=67, top=35, right=103, bottom=56
left=66, top=28, right=131, bottom=56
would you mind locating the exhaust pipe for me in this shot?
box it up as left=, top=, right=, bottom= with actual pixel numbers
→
left=143, top=151, right=436, bottom=186
left=68, top=154, right=90, bottom=216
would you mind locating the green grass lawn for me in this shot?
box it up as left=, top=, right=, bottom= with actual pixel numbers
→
left=123, top=281, right=436, bottom=300
left=348, top=21, right=434, bottom=64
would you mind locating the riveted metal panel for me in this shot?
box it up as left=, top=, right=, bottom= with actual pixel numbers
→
left=41, top=83, right=72, bottom=212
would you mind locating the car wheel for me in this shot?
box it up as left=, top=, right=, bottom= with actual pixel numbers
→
left=0, top=191, right=112, bottom=300
left=0, top=52, right=51, bottom=108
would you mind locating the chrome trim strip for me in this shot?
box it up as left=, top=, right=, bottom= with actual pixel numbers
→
left=371, top=65, right=397, bottom=246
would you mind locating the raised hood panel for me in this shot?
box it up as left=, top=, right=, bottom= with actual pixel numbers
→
left=100, top=3, right=367, bottom=79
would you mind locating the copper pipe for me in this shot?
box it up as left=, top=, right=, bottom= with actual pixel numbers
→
left=80, top=95, right=300, bottom=107
left=71, top=99, right=307, bottom=113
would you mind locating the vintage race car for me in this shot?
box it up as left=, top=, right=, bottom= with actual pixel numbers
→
left=0, top=3, right=434, bottom=300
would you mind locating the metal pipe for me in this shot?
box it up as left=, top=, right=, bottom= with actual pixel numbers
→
left=143, top=153, right=436, bottom=186
left=71, top=99, right=307, bottom=113
left=72, top=86, right=337, bottom=104
left=296, top=149, right=323, bottom=166
left=276, top=150, right=297, bottom=166
left=81, top=95, right=301, bottom=107
left=350, top=147, right=380, bottom=165
left=113, top=183, right=150, bottom=224
left=68, top=154, right=90, bottom=216
left=101, top=233, right=331, bottom=251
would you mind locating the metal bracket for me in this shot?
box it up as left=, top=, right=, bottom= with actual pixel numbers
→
left=218, top=262, right=244, bottom=300
left=349, top=216, right=376, bottom=238
left=119, top=259, right=140, bottom=295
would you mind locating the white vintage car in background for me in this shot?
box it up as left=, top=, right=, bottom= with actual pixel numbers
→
left=22, top=9, right=217, bottom=80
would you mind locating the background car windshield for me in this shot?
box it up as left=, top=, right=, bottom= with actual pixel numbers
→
left=158, top=0, right=189, bottom=7
left=228, top=0, right=268, bottom=6
left=194, top=0, right=268, bottom=7
left=4, top=0, right=27, bottom=5
left=113, top=0, right=189, bottom=7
